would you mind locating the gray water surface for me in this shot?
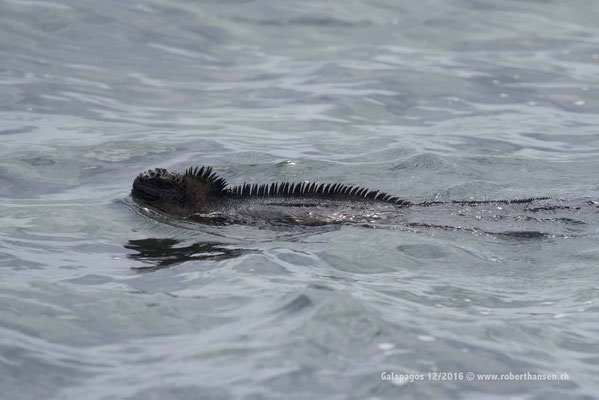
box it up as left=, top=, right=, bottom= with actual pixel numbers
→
left=1, top=0, right=599, bottom=399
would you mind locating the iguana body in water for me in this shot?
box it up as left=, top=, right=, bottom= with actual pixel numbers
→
left=131, top=166, right=597, bottom=235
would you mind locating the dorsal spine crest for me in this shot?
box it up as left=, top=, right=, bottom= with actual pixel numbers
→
left=182, top=165, right=550, bottom=208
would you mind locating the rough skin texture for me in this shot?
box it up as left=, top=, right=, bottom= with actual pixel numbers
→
left=131, top=166, right=563, bottom=227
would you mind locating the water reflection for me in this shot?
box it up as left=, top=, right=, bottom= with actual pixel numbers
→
left=125, top=238, right=249, bottom=272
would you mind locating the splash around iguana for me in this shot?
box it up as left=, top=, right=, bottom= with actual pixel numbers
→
left=129, top=166, right=590, bottom=230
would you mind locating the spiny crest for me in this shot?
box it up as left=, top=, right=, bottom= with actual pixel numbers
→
left=184, top=165, right=228, bottom=193
left=417, top=196, right=551, bottom=207
left=229, top=181, right=412, bottom=207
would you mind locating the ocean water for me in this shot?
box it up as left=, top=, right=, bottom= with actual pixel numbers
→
left=1, top=0, right=599, bottom=399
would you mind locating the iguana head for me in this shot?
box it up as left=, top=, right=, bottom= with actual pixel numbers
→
left=131, top=166, right=228, bottom=216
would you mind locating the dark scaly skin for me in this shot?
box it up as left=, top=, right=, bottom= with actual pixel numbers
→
left=131, top=166, right=596, bottom=232
left=131, top=166, right=412, bottom=226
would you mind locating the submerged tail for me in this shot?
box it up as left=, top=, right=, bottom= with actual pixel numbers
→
left=414, top=196, right=552, bottom=207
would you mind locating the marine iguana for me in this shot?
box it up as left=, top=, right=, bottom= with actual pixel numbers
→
left=130, top=166, right=594, bottom=232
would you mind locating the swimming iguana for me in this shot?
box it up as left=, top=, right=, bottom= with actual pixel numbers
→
left=129, top=166, right=594, bottom=233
